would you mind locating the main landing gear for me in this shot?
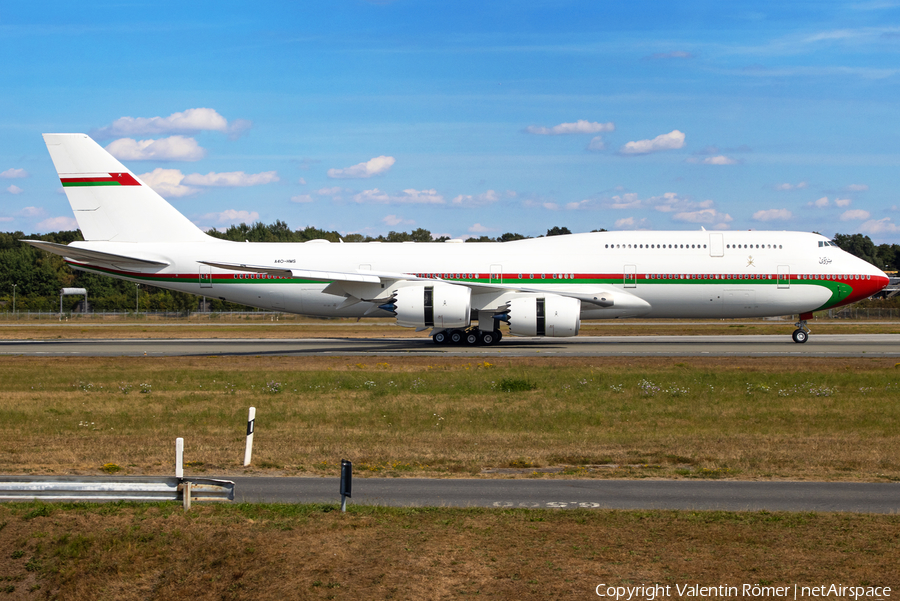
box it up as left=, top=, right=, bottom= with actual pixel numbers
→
left=433, top=328, right=503, bottom=346
left=792, top=313, right=811, bottom=344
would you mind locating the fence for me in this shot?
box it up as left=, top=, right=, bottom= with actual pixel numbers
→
left=0, top=476, right=234, bottom=505
left=825, top=307, right=900, bottom=320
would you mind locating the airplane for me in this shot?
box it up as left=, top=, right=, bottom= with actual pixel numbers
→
left=26, top=133, right=890, bottom=345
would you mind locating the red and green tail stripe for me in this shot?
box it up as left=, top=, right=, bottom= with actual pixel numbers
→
left=60, top=172, right=140, bottom=187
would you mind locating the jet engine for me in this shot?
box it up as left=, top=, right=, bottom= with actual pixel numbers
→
left=382, top=283, right=472, bottom=329
left=506, top=295, right=581, bottom=337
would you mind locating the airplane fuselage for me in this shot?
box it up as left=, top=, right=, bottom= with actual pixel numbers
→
left=62, top=230, right=887, bottom=321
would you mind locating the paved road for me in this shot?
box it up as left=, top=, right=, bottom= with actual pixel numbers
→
left=229, top=477, right=899, bottom=513
left=2, top=334, right=900, bottom=357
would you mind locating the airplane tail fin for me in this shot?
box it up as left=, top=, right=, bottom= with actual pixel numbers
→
left=42, top=133, right=210, bottom=243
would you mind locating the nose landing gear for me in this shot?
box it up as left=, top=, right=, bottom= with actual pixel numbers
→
left=792, top=313, right=811, bottom=343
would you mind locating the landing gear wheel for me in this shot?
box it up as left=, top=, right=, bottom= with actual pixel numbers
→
left=792, top=329, right=808, bottom=344
left=449, top=329, right=464, bottom=345
left=479, top=330, right=498, bottom=346
left=433, top=331, right=449, bottom=345
left=465, top=331, right=480, bottom=345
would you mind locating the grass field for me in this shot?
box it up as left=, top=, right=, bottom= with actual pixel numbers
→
left=2, top=339, right=899, bottom=598
left=1, top=355, right=898, bottom=481
left=0, top=502, right=897, bottom=600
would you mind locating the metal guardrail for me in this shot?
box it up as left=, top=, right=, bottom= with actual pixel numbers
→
left=0, top=476, right=234, bottom=503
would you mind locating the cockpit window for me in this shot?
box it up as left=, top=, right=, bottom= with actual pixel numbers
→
left=819, top=241, right=837, bottom=247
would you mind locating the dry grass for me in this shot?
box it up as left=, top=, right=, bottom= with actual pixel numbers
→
left=1, top=356, right=899, bottom=481
left=0, top=503, right=897, bottom=600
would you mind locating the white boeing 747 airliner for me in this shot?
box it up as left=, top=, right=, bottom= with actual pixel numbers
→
left=26, top=134, right=890, bottom=345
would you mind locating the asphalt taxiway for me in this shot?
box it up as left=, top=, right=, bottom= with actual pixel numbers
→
left=2, top=333, right=899, bottom=357
left=230, top=477, right=897, bottom=513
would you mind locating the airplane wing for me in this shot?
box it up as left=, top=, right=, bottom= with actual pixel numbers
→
left=22, top=240, right=169, bottom=267
left=198, top=261, right=383, bottom=283
left=198, top=260, right=622, bottom=308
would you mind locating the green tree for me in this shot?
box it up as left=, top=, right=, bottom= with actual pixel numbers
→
left=833, top=233, right=882, bottom=268
left=546, top=226, right=572, bottom=236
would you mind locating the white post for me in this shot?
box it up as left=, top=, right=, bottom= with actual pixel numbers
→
left=176, top=437, right=184, bottom=478
left=243, top=407, right=256, bottom=466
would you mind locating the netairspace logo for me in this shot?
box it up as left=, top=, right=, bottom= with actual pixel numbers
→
left=594, top=583, right=892, bottom=600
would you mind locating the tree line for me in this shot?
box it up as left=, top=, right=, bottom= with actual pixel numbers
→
left=0, top=224, right=896, bottom=313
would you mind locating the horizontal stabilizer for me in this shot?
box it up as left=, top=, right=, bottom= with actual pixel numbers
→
left=22, top=240, right=169, bottom=267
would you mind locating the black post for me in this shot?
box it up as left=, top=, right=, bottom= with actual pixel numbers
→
left=340, top=459, right=352, bottom=512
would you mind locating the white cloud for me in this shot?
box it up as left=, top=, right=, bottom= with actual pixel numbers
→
left=0, top=217, right=11, bottom=223
left=859, top=217, right=899, bottom=234
left=840, top=209, right=871, bottom=221
left=599, top=191, right=722, bottom=217
left=844, top=183, right=869, bottom=192
left=16, top=206, right=46, bottom=218
left=672, top=208, right=733, bottom=224
left=835, top=198, right=852, bottom=207
left=696, top=155, right=738, bottom=165
left=137, top=169, right=278, bottom=197
left=138, top=169, right=199, bottom=198
left=106, top=136, right=206, bottom=161
left=0, top=168, right=27, bottom=179
left=653, top=193, right=712, bottom=213
left=290, top=194, right=314, bottom=204
left=327, top=156, right=395, bottom=179
left=201, top=209, right=260, bottom=225
left=752, top=208, right=793, bottom=221
left=587, top=136, right=606, bottom=151
left=543, top=202, right=559, bottom=210
left=298, top=177, right=307, bottom=185
left=316, top=187, right=345, bottom=200
left=6, top=185, right=23, bottom=195
left=353, top=188, right=444, bottom=204
left=37, top=216, right=78, bottom=231
left=525, top=120, right=615, bottom=135
left=776, top=181, right=808, bottom=191
left=383, top=214, right=414, bottom=227
left=93, top=108, right=250, bottom=138
left=566, top=199, right=591, bottom=210
left=468, top=223, right=492, bottom=233
left=183, top=171, right=279, bottom=187
left=646, top=51, right=694, bottom=59
left=451, top=190, right=500, bottom=207
left=606, top=192, right=642, bottom=210
left=614, top=217, right=649, bottom=229
left=620, top=130, right=685, bottom=155
left=808, top=196, right=830, bottom=208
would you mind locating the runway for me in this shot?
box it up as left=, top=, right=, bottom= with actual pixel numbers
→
left=2, top=333, right=899, bottom=357
left=229, top=477, right=898, bottom=513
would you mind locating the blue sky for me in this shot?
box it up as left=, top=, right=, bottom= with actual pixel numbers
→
left=2, top=1, right=900, bottom=242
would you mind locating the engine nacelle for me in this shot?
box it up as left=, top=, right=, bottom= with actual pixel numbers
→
left=506, top=295, right=581, bottom=337
left=391, top=283, right=471, bottom=329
